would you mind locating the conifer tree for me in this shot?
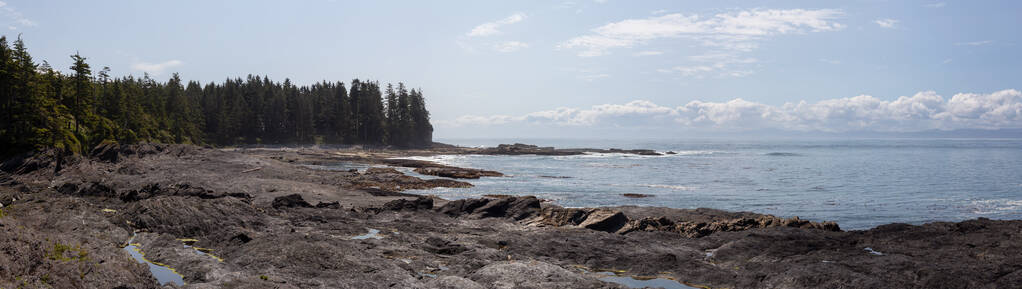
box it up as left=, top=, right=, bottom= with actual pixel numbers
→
left=0, top=36, right=435, bottom=157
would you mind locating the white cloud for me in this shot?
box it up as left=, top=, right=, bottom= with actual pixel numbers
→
left=493, top=41, right=529, bottom=52
left=467, top=13, right=527, bottom=37
left=578, top=73, right=610, bottom=82
left=558, top=9, right=844, bottom=57
left=820, top=58, right=841, bottom=64
left=651, top=9, right=669, bottom=15
left=942, top=58, right=953, bottom=64
left=955, top=40, right=993, bottom=46
left=924, top=2, right=946, bottom=8
left=1, top=1, right=36, bottom=28
left=131, top=60, right=183, bottom=76
left=558, top=9, right=841, bottom=78
left=440, top=89, right=1022, bottom=132
left=633, top=50, right=663, bottom=56
left=874, top=18, right=898, bottom=28
left=657, top=52, right=758, bottom=78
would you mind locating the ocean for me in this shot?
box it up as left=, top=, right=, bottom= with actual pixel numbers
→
left=395, top=138, right=1022, bottom=230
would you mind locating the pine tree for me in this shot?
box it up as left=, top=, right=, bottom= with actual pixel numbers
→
left=69, top=52, right=91, bottom=138
left=0, top=36, right=435, bottom=157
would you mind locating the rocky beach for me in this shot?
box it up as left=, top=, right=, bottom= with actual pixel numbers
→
left=1, top=143, right=1020, bottom=289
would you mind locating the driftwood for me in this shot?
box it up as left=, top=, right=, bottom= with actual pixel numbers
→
left=241, top=167, right=262, bottom=173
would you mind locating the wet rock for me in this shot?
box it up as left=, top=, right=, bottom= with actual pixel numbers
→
left=622, top=193, right=654, bottom=198
left=578, top=210, right=629, bottom=233
left=0, top=149, right=77, bottom=174
left=363, top=167, right=402, bottom=175
left=436, top=196, right=541, bottom=220
left=353, top=167, right=473, bottom=191
left=56, top=181, right=117, bottom=198
left=272, top=194, right=312, bottom=209
left=470, top=261, right=618, bottom=289
left=423, top=178, right=474, bottom=189
left=424, top=276, right=486, bottom=289
left=476, top=143, right=663, bottom=156
left=315, top=201, right=341, bottom=209
left=382, top=197, right=433, bottom=211
left=423, top=237, right=468, bottom=255
left=90, top=142, right=123, bottom=162
left=5, top=144, right=1020, bottom=289
left=505, top=197, right=543, bottom=220
left=230, top=233, right=253, bottom=244
left=479, top=239, right=510, bottom=250
left=413, top=167, right=503, bottom=179
left=437, top=198, right=490, bottom=217
left=363, top=188, right=420, bottom=197
left=119, top=183, right=251, bottom=202
left=532, top=207, right=592, bottom=227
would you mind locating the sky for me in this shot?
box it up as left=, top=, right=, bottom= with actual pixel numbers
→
left=2, top=0, right=1021, bottom=138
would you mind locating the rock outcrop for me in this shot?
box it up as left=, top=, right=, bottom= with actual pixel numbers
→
left=478, top=143, right=662, bottom=156
left=413, top=167, right=503, bottom=179
left=429, top=196, right=840, bottom=237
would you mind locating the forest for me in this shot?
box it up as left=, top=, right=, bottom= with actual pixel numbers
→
left=0, top=35, right=433, bottom=158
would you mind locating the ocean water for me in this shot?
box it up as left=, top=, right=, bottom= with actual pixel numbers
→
left=398, top=138, right=1022, bottom=230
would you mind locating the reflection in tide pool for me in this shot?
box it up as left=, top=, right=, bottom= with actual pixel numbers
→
left=351, top=228, right=384, bottom=240
left=123, top=235, right=185, bottom=286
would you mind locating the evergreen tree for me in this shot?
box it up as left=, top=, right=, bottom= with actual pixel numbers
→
left=0, top=36, right=435, bottom=157
left=69, top=52, right=91, bottom=138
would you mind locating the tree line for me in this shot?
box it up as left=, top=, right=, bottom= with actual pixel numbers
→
left=0, top=35, right=433, bottom=158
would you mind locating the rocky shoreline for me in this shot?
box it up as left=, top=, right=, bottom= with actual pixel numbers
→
left=1, top=143, right=1020, bottom=288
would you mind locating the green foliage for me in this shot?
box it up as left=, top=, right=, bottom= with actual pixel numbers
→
left=46, top=242, right=89, bottom=262
left=259, top=275, right=269, bottom=281
left=0, top=36, right=434, bottom=158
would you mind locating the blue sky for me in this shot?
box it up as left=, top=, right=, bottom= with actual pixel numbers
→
left=3, top=0, right=1020, bottom=138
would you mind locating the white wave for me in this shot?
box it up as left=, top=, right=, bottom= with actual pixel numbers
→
left=583, top=162, right=642, bottom=168
left=969, top=199, right=1022, bottom=214
left=638, top=184, right=695, bottom=191
left=669, top=150, right=728, bottom=156
left=553, top=152, right=636, bottom=160
left=389, top=154, right=469, bottom=165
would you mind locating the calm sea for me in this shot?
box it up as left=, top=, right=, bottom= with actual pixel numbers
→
left=393, top=138, right=1022, bottom=230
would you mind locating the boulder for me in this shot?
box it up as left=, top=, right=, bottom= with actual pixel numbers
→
left=436, top=196, right=541, bottom=220
left=578, top=209, right=629, bottom=233
left=272, top=194, right=312, bottom=209
left=382, top=197, right=433, bottom=211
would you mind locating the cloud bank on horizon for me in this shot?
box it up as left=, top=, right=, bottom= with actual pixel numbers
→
left=8, top=1, right=1020, bottom=139
left=439, top=89, right=1022, bottom=133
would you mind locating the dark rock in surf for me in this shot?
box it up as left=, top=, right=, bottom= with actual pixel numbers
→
left=413, top=166, right=503, bottom=179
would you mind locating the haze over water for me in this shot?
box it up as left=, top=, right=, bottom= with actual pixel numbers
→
left=401, top=138, right=1022, bottom=230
